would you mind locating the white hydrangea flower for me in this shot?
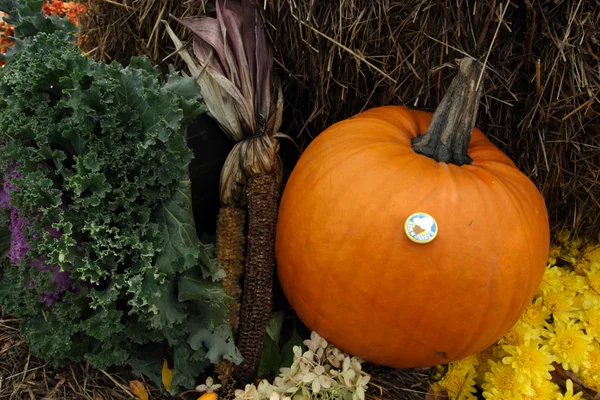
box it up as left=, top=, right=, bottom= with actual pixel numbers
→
left=327, top=348, right=346, bottom=368
left=230, top=330, right=371, bottom=400
left=234, top=384, right=261, bottom=399
left=195, top=376, right=222, bottom=393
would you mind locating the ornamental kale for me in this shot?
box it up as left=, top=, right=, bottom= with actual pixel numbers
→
left=0, top=31, right=240, bottom=394
left=0, top=184, right=9, bottom=256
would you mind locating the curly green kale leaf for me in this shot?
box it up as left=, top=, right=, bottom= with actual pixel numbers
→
left=0, top=32, right=235, bottom=394
left=0, top=0, right=77, bottom=61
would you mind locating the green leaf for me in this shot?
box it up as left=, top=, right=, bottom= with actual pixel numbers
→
left=178, top=268, right=229, bottom=304
left=258, top=334, right=281, bottom=377
left=19, top=315, right=77, bottom=365
left=266, top=311, right=285, bottom=343
left=65, top=172, right=111, bottom=199
left=163, top=68, right=207, bottom=118
left=127, top=56, right=158, bottom=76
left=169, top=341, right=210, bottom=394
left=84, top=343, right=129, bottom=369
left=178, top=268, right=230, bottom=330
left=188, top=323, right=243, bottom=365
left=280, top=329, right=305, bottom=369
left=114, top=66, right=151, bottom=123
left=64, top=128, right=87, bottom=156
left=149, top=276, right=187, bottom=329
left=197, top=239, right=226, bottom=281
left=129, top=343, right=164, bottom=390
left=16, top=170, right=62, bottom=211
left=154, top=181, right=201, bottom=275
left=79, top=309, right=124, bottom=340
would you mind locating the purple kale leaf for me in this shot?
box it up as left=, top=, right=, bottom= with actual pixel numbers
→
left=1, top=169, right=72, bottom=306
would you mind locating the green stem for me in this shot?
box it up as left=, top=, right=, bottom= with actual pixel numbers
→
left=411, top=57, right=485, bottom=166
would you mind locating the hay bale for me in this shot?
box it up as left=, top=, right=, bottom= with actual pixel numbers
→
left=258, top=0, right=600, bottom=238
left=79, top=0, right=599, bottom=238
left=363, top=364, right=432, bottom=400
left=77, top=0, right=208, bottom=71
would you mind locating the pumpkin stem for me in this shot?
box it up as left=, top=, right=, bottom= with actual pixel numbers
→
left=411, top=57, right=485, bottom=165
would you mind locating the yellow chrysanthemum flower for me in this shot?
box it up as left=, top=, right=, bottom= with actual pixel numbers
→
left=556, top=379, right=584, bottom=400
left=580, top=342, right=600, bottom=383
left=582, top=290, right=600, bottom=309
left=562, top=238, right=582, bottom=260
left=522, top=379, right=560, bottom=400
left=586, top=261, right=600, bottom=272
left=572, top=294, right=585, bottom=313
left=561, top=270, right=588, bottom=295
left=428, top=382, right=451, bottom=399
left=501, top=340, right=557, bottom=384
left=557, top=230, right=571, bottom=244
left=549, top=246, right=562, bottom=258
left=546, top=320, right=594, bottom=373
left=582, top=290, right=600, bottom=311
left=476, top=345, right=501, bottom=380
left=542, top=289, right=576, bottom=322
left=583, top=245, right=600, bottom=269
left=569, top=237, right=583, bottom=250
left=520, top=298, right=551, bottom=331
left=566, top=248, right=582, bottom=260
left=581, top=372, right=600, bottom=393
left=439, top=362, right=477, bottom=400
left=453, top=354, right=480, bottom=370
left=539, top=267, right=563, bottom=295
left=583, top=243, right=600, bottom=255
left=498, top=320, right=535, bottom=348
left=482, top=388, right=521, bottom=400
left=586, top=268, right=600, bottom=294
left=573, top=258, right=590, bottom=275
left=483, top=360, right=534, bottom=397
left=583, top=307, right=600, bottom=339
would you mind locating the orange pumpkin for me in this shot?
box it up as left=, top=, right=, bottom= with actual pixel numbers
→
left=274, top=58, right=550, bottom=368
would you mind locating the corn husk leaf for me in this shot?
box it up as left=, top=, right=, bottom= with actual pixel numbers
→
left=162, top=19, right=242, bottom=140
left=166, top=0, right=285, bottom=206
left=175, top=0, right=280, bottom=140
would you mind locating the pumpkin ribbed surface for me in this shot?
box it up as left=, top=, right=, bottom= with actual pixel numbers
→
left=275, top=105, right=550, bottom=367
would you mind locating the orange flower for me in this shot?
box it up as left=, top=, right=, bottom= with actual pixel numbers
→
left=43, top=1, right=87, bottom=26
left=0, top=11, right=14, bottom=64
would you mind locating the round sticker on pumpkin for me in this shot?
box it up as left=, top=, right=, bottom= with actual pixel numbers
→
left=404, top=212, right=438, bottom=244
